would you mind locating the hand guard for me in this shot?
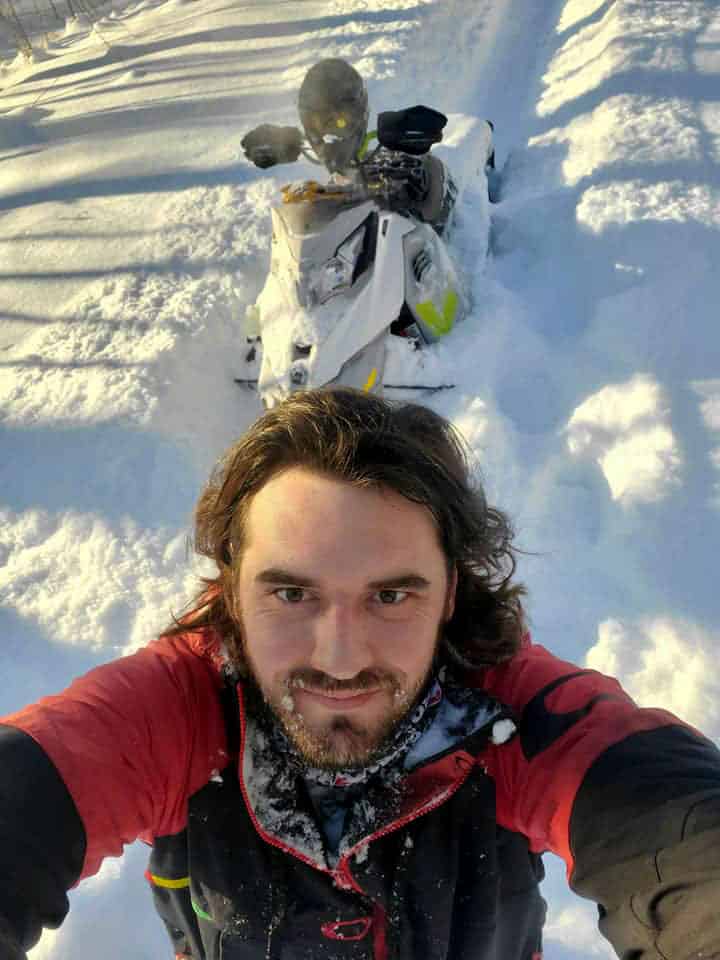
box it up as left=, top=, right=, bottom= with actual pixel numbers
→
left=241, top=124, right=303, bottom=169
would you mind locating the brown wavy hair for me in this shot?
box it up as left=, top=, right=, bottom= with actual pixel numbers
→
left=165, top=387, right=525, bottom=669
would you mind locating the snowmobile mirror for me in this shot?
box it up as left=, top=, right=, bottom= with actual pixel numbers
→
left=241, top=124, right=303, bottom=169
left=376, top=106, right=447, bottom=156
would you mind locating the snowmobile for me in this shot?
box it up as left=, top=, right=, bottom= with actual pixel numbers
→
left=237, top=107, right=494, bottom=408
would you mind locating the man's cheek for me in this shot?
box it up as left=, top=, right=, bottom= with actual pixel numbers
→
left=251, top=634, right=310, bottom=677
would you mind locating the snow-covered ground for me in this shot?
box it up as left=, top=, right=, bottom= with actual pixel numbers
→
left=1, top=0, right=719, bottom=956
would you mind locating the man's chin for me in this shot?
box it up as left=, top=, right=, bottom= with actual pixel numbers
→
left=283, top=715, right=385, bottom=770
left=278, top=711, right=398, bottom=771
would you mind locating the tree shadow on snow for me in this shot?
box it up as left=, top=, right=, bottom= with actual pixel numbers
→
left=16, top=8, right=425, bottom=88
left=0, top=246, right=249, bottom=278
left=0, top=422, right=201, bottom=527
left=0, top=159, right=253, bottom=212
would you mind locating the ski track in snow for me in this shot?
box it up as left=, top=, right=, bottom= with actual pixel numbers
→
left=1, top=0, right=719, bottom=957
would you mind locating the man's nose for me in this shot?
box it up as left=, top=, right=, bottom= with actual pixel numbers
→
left=309, top=603, right=372, bottom=680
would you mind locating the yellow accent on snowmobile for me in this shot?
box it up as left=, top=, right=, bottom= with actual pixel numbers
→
left=281, top=181, right=352, bottom=204
left=362, top=367, right=379, bottom=392
left=356, top=130, right=378, bottom=161
left=415, top=289, right=459, bottom=336
left=149, top=873, right=190, bottom=889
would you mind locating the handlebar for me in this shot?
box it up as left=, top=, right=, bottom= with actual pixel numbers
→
left=280, top=147, right=429, bottom=210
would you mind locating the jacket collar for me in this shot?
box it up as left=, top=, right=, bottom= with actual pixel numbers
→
left=237, top=675, right=516, bottom=871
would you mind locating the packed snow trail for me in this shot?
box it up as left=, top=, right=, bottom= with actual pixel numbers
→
left=1, top=1, right=719, bottom=958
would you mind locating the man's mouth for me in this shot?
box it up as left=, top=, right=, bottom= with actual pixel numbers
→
left=294, top=687, right=382, bottom=709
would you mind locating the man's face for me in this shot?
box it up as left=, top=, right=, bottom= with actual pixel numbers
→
left=236, top=467, right=456, bottom=769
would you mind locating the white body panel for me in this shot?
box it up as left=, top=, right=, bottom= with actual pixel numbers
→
left=254, top=201, right=418, bottom=406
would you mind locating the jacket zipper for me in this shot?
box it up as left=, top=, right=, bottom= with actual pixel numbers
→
left=336, top=755, right=476, bottom=891
left=335, top=760, right=476, bottom=960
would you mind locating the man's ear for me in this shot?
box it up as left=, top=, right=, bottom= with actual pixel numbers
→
left=445, top=566, right=458, bottom=621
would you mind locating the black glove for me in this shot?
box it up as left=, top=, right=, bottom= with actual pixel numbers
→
left=241, top=124, right=303, bottom=169
left=0, top=917, right=26, bottom=960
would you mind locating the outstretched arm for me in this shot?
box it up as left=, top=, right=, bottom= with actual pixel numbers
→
left=482, top=639, right=720, bottom=960
left=0, top=634, right=227, bottom=957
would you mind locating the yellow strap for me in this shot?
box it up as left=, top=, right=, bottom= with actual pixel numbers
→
left=149, top=873, right=190, bottom=889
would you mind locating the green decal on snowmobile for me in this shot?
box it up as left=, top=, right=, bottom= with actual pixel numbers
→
left=356, top=130, right=378, bottom=161
left=416, top=289, right=459, bottom=336
left=192, top=900, right=213, bottom=922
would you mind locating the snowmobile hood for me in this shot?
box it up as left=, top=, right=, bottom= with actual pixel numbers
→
left=272, top=196, right=375, bottom=264
left=257, top=206, right=419, bottom=403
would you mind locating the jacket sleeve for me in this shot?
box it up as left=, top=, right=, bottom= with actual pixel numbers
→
left=0, top=634, right=228, bottom=956
left=0, top=725, right=85, bottom=957
left=482, top=638, right=720, bottom=960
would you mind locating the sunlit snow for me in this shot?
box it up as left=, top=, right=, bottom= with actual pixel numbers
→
left=1, top=0, right=719, bottom=957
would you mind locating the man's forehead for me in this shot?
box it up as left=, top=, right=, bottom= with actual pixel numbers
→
left=245, top=467, right=428, bottom=527
left=240, top=467, right=446, bottom=575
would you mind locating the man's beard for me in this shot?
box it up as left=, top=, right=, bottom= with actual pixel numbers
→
left=247, top=662, right=434, bottom=771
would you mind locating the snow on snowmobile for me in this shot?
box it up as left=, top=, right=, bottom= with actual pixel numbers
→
left=238, top=104, right=494, bottom=408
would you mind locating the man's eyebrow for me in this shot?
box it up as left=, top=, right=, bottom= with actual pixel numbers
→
left=255, top=568, right=320, bottom=587
left=254, top=569, right=432, bottom=590
left=366, top=574, right=431, bottom=590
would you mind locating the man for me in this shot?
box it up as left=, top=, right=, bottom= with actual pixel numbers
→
left=2, top=387, right=720, bottom=960
left=240, top=58, right=478, bottom=234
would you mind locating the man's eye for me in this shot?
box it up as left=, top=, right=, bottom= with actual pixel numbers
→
left=275, top=587, right=306, bottom=604
left=376, top=590, right=408, bottom=605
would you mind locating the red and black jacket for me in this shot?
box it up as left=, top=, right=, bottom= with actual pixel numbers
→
left=1, top=630, right=720, bottom=960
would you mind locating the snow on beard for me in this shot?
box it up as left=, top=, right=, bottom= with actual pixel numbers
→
left=270, top=666, right=423, bottom=771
